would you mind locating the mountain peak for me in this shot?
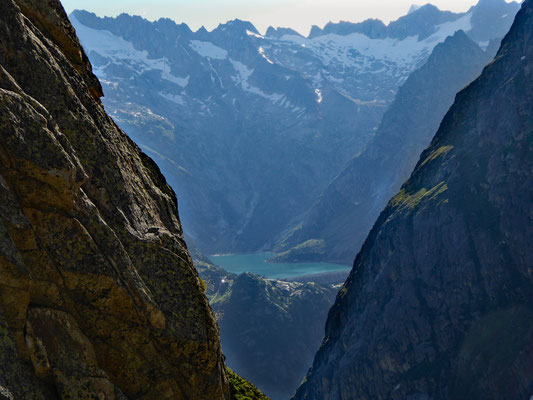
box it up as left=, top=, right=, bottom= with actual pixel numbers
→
left=407, top=3, right=441, bottom=15
left=215, top=18, right=259, bottom=35
left=266, top=26, right=303, bottom=38
left=427, top=29, right=484, bottom=63
left=445, top=28, right=470, bottom=42
left=408, top=4, right=423, bottom=14
left=320, top=18, right=387, bottom=38
left=468, top=0, right=522, bottom=42
left=388, top=3, right=461, bottom=40
left=308, top=24, right=323, bottom=38
left=476, top=0, right=509, bottom=5
left=309, top=2, right=460, bottom=40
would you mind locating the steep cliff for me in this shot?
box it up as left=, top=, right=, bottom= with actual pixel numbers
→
left=275, top=30, right=496, bottom=264
left=293, top=1, right=533, bottom=399
left=0, top=1, right=260, bottom=398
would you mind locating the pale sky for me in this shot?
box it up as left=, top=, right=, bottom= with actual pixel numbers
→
left=60, top=0, right=515, bottom=36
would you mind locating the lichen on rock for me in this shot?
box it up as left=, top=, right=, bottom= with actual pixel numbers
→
left=0, top=0, right=249, bottom=398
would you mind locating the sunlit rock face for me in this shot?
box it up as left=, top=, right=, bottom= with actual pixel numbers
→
left=0, top=1, right=233, bottom=398
left=293, top=1, right=533, bottom=399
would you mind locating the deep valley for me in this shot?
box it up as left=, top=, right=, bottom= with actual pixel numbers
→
left=0, top=0, right=531, bottom=399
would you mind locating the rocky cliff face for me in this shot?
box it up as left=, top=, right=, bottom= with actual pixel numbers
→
left=293, top=1, right=533, bottom=399
left=276, top=30, right=497, bottom=264
left=0, top=1, right=246, bottom=398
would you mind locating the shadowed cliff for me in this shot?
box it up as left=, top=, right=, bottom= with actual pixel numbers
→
left=293, top=1, right=533, bottom=398
left=275, top=30, right=497, bottom=265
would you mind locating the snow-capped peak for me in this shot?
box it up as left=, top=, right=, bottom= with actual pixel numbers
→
left=408, top=4, right=423, bottom=14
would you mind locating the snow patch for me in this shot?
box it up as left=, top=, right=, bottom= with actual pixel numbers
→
left=230, top=59, right=284, bottom=102
left=278, top=12, right=472, bottom=77
left=247, top=30, right=264, bottom=39
left=70, top=14, right=190, bottom=87
left=230, top=59, right=254, bottom=84
left=259, top=47, right=274, bottom=64
left=478, top=41, right=489, bottom=50
left=100, top=79, right=119, bottom=90
left=163, top=72, right=189, bottom=87
left=314, top=89, right=323, bottom=103
left=159, top=92, right=186, bottom=105
left=426, top=13, right=472, bottom=43
left=408, top=4, right=422, bottom=14
left=189, top=40, right=228, bottom=59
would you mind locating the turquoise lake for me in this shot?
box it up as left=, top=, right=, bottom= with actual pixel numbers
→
left=210, top=252, right=350, bottom=280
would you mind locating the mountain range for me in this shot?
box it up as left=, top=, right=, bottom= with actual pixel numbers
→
left=0, top=0, right=531, bottom=399
left=65, top=4, right=525, bottom=398
left=209, top=30, right=500, bottom=397
left=196, top=259, right=341, bottom=400
left=69, top=0, right=520, bottom=257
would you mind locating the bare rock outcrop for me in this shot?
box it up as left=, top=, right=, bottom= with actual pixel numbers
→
left=0, top=0, right=233, bottom=398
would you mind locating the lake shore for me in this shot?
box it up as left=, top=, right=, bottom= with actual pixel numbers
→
left=210, top=252, right=350, bottom=280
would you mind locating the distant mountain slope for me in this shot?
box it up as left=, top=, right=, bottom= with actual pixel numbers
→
left=309, top=4, right=461, bottom=40
left=275, top=30, right=497, bottom=264
left=69, top=0, right=518, bottom=255
left=293, top=0, right=533, bottom=398
left=308, top=0, right=519, bottom=41
left=196, top=262, right=340, bottom=400
left=69, top=11, right=383, bottom=254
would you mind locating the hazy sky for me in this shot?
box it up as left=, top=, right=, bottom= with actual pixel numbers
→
left=60, top=0, right=514, bottom=36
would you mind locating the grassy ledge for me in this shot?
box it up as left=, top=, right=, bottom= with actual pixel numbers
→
left=228, top=368, right=270, bottom=400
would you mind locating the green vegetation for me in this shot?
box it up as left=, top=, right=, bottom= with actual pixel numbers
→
left=272, top=222, right=303, bottom=252
left=210, top=284, right=233, bottom=305
left=391, top=181, right=448, bottom=210
left=420, top=145, right=453, bottom=167
left=227, top=368, right=270, bottom=400
left=267, top=239, right=326, bottom=263
left=198, top=278, right=207, bottom=293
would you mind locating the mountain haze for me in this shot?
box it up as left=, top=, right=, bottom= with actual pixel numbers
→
left=69, top=0, right=519, bottom=256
